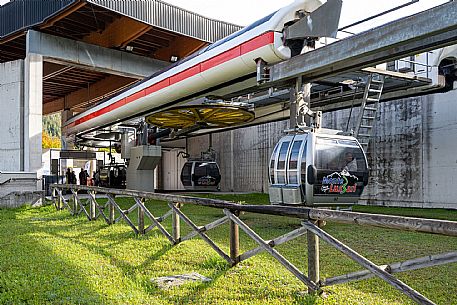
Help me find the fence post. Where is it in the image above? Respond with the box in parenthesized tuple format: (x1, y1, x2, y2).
(109, 195, 115, 225)
(73, 190, 78, 215)
(52, 187, 57, 209)
(172, 202, 181, 243)
(307, 219, 321, 293)
(59, 190, 63, 210)
(90, 191, 96, 220)
(138, 197, 145, 235)
(230, 210, 240, 266)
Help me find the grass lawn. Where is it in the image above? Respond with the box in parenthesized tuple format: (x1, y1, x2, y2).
(0, 193, 456, 305)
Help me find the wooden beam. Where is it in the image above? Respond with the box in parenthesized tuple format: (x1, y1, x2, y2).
(43, 74, 136, 115)
(83, 16, 152, 49)
(170, 203, 232, 263)
(224, 209, 319, 291)
(181, 216, 229, 242)
(41, 1, 87, 29)
(239, 226, 308, 262)
(153, 35, 208, 62)
(321, 252, 457, 287)
(50, 184, 457, 238)
(0, 32, 25, 45)
(107, 194, 139, 234)
(135, 198, 175, 243)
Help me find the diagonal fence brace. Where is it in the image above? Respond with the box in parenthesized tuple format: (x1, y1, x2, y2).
(321, 251, 457, 287)
(56, 189, 73, 213)
(107, 194, 139, 234)
(144, 208, 174, 234)
(170, 203, 233, 264)
(239, 226, 308, 262)
(223, 209, 319, 291)
(77, 198, 91, 220)
(89, 192, 110, 224)
(302, 221, 436, 305)
(134, 198, 175, 243)
(181, 216, 229, 242)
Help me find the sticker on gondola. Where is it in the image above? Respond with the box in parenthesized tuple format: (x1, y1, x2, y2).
(321, 170, 358, 194)
(198, 176, 217, 186)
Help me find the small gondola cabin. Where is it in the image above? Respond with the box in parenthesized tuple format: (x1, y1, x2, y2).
(181, 160, 221, 191)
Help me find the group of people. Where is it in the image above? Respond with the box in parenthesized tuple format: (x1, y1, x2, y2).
(65, 168, 95, 186)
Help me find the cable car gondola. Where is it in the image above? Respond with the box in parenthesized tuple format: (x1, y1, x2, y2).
(269, 130, 369, 206)
(98, 164, 127, 189)
(180, 159, 221, 191)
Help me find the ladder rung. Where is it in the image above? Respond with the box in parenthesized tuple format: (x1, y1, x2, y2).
(363, 116, 376, 120)
(369, 89, 383, 93)
(366, 98, 379, 102)
(360, 125, 373, 129)
(364, 106, 378, 111)
(370, 79, 384, 84)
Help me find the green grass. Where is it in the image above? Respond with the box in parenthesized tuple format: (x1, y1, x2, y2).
(0, 194, 456, 305)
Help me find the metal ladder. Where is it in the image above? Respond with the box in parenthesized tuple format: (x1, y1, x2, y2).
(354, 74, 385, 152)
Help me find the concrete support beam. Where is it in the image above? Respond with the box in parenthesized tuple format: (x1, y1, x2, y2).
(24, 53, 43, 174)
(26, 30, 168, 79)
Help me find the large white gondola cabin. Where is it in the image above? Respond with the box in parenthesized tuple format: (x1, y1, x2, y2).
(269, 130, 369, 206)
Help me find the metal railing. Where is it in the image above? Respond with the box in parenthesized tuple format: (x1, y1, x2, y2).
(51, 184, 457, 305)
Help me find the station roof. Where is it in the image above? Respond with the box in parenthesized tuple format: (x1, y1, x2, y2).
(0, 0, 241, 115)
(0, 0, 241, 63)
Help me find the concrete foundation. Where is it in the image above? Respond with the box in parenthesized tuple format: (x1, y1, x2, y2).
(0, 172, 42, 208)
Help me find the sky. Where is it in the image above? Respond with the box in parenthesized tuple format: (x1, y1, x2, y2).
(162, 0, 449, 35)
(0, 0, 449, 35)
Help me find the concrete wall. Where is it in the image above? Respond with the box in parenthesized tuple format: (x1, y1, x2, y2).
(185, 89, 457, 209)
(0, 60, 24, 171)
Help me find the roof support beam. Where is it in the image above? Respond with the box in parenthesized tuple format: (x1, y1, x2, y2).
(83, 16, 153, 49)
(268, 1, 457, 84)
(26, 30, 168, 79)
(43, 74, 136, 115)
(40, 1, 86, 29)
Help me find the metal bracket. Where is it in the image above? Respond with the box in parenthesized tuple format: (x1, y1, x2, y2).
(284, 0, 343, 40)
(256, 58, 270, 84)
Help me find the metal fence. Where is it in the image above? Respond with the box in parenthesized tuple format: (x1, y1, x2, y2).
(51, 184, 457, 305)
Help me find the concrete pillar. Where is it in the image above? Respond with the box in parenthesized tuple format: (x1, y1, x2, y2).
(24, 53, 43, 175)
(0, 60, 24, 171)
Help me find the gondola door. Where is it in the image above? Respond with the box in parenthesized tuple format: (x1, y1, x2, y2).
(269, 134, 308, 205)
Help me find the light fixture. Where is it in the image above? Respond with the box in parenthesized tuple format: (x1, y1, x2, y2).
(125, 45, 134, 52)
(170, 56, 179, 62)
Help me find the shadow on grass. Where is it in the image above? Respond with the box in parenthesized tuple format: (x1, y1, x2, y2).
(0, 208, 105, 304)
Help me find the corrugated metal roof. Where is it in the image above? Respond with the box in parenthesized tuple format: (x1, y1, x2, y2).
(0, 0, 242, 42)
(88, 0, 241, 42)
(0, 0, 76, 38)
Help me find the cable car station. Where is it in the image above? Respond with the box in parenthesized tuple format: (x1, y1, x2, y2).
(2, 0, 457, 207)
(1, 0, 457, 304)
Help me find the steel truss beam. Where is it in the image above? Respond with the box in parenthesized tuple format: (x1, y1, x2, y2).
(267, 2, 457, 85)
